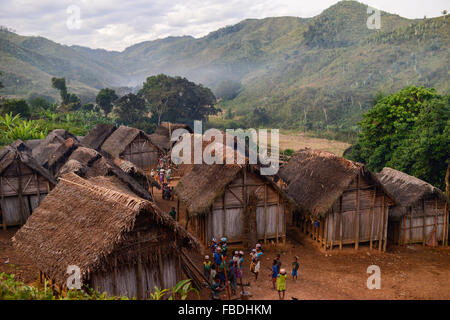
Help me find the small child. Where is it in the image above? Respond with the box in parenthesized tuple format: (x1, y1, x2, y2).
(277, 269, 287, 300)
(210, 275, 223, 300)
(270, 259, 279, 290)
(210, 264, 217, 282)
(292, 256, 299, 280)
(203, 255, 212, 280)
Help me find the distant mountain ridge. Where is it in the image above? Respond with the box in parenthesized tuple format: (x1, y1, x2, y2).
(0, 1, 448, 131)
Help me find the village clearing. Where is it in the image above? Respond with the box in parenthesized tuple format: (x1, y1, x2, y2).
(1, 226, 449, 300)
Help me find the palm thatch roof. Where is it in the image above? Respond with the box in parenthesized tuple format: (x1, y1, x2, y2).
(101, 125, 160, 158)
(376, 168, 447, 217)
(175, 139, 292, 216)
(31, 129, 79, 175)
(13, 172, 200, 286)
(150, 122, 193, 151)
(81, 123, 117, 151)
(113, 157, 160, 190)
(0, 140, 57, 185)
(56, 146, 153, 201)
(278, 149, 392, 218)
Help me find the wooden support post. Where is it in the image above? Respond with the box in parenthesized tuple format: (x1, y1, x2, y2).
(422, 199, 426, 246)
(177, 199, 180, 222)
(113, 253, 118, 296)
(16, 159, 25, 225)
(445, 202, 449, 247)
(402, 214, 406, 246)
(369, 188, 376, 250)
(264, 183, 267, 244)
(378, 195, 385, 251)
(324, 215, 328, 250)
(157, 247, 165, 294)
(1, 177, 6, 230)
(434, 198, 438, 245)
(136, 232, 143, 300)
(339, 196, 343, 250)
(276, 192, 280, 246)
(222, 191, 226, 238)
(383, 198, 388, 252)
(355, 175, 360, 250)
(409, 207, 413, 245)
(330, 210, 334, 251)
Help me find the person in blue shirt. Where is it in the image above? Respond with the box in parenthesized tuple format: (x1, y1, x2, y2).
(270, 259, 279, 289)
(214, 246, 222, 267)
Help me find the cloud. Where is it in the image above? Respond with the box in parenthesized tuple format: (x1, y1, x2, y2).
(0, 0, 447, 51)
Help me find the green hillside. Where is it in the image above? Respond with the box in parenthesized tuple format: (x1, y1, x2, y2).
(0, 1, 448, 136)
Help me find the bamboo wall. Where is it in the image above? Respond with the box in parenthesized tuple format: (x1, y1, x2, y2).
(395, 196, 448, 246)
(120, 133, 160, 172)
(0, 160, 52, 228)
(189, 170, 287, 245)
(298, 174, 393, 251)
(90, 254, 179, 299)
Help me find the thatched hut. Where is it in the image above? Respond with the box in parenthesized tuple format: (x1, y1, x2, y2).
(175, 142, 292, 246)
(56, 146, 153, 201)
(13, 172, 199, 299)
(31, 129, 79, 175)
(0, 140, 56, 228)
(101, 126, 162, 172)
(279, 150, 395, 251)
(80, 123, 117, 151)
(377, 168, 448, 247)
(150, 122, 193, 152)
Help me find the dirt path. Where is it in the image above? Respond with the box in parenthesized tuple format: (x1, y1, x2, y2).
(2, 185, 449, 300)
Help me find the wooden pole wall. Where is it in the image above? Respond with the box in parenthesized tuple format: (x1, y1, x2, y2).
(136, 232, 143, 299)
(1, 177, 6, 230)
(264, 183, 267, 244)
(383, 197, 389, 252)
(339, 196, 343, 250)
(369, 188, 376, 250)
(355, 175, 360, 250)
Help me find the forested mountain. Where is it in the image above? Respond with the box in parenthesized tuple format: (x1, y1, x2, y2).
(0, 1, 448, 132)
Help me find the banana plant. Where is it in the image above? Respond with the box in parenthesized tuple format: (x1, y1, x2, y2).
(0, 113, 21, 130)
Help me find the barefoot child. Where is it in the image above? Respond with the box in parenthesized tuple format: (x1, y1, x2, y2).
(270, 259, 279, 290)
(203, 255, 212, 279)
(292, 256, 299, 280)
(277, 269, 287, 300)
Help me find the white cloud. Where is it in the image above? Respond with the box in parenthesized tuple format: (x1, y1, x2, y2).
(0, 0, 447, 51)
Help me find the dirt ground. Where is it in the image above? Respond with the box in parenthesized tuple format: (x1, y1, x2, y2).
(2, 180, 449, 300)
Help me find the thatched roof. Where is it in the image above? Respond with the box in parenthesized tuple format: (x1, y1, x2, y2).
(13, 172, 199, 286)
(278, 149, 391, 218)
(175, 139, 292, 215)
(376, 167, 447, 209)
(113, 157, 160, 190)
(150, 122, 193, 151)
(101, 125, 159, 158)
(81, 123, 117, 151)
(0, 140, 57, 185)
(32, 129, 79, 175)
(56, 146, 153, 201)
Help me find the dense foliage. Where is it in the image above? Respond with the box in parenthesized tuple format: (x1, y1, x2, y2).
(138, 74, 218, 125)
(96, 88, 118, 116)
(349, 86, 450, 190)
(0, 272, 198, 300)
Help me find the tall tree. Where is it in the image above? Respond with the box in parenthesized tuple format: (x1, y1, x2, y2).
(138, 74, 218, 125)
(96, 88, 118, 116)
(113, 93, 146, 125)
(51, 77, 69, 105)
(350, 86, 450, 190)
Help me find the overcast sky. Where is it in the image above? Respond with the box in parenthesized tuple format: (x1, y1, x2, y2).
(0, 0, 447, 51)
